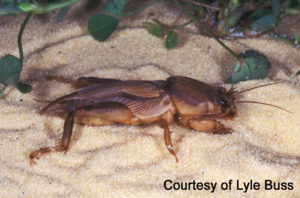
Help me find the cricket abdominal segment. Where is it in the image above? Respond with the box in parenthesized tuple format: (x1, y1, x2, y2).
(29, 76, 288, 164)
(74, 103, 140, 125)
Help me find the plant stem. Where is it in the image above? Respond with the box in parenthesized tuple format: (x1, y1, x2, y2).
(173, 19, 193, 30)
(182, 0, 219, 10)
(18, 12, 32, 64)
(123, 0, 164, 18)
(38, 0, 80, 12)
(173, 0, 240, 61)
(19, 0, 81, 14)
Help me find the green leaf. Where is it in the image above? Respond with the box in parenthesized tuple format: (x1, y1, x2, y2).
(88, 14, 119, 41)
(250, 9, 272, 21)
(57, 5, 71, 22)
(165, 30, 178, 49)
(250, 0, 280, 33)
(250, 14, 277, 32)
(0, 54, 22, 85)
(272, 0, 280, 19)
(143, 22, 164, 37)
(227, 50, 271, 83)
(103, 0, 126, 16)
(0, 54, 32, 96)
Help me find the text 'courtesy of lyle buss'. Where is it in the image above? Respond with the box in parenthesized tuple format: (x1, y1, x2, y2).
(163, 179, 294, 193)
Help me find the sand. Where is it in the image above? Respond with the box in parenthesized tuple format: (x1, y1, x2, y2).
(0, 1, 299, 197)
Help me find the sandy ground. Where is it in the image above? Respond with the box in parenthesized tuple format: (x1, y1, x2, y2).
(0, 1, 299, 197)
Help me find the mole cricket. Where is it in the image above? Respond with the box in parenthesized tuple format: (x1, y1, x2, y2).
(29, 76, 291, 164)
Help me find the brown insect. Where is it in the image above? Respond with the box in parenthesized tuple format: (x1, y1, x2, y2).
(29, 76, 291, 164)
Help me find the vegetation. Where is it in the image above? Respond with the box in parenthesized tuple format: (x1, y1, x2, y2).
(0, 0, 299, 97)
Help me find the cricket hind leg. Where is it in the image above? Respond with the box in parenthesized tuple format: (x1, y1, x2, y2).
(29, 110, 75, 165)
(30, 103, 141, 165)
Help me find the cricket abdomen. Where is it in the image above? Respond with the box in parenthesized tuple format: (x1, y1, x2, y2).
(74, 102, 141, 126)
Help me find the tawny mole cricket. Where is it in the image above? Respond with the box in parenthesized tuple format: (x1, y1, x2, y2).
(29, 76, 291, 164)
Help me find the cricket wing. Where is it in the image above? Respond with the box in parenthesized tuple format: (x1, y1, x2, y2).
(40, 79, 168, 118)
(102, 93, 173, 119)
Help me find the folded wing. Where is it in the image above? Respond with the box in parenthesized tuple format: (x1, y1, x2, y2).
(40, 79, 172, 120)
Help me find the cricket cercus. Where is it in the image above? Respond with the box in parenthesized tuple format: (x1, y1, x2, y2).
(29, 76, 291, 164)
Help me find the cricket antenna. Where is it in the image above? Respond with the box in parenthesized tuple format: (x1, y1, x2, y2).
(236, 100, 293, 114)
(234, 81, 282, 96)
